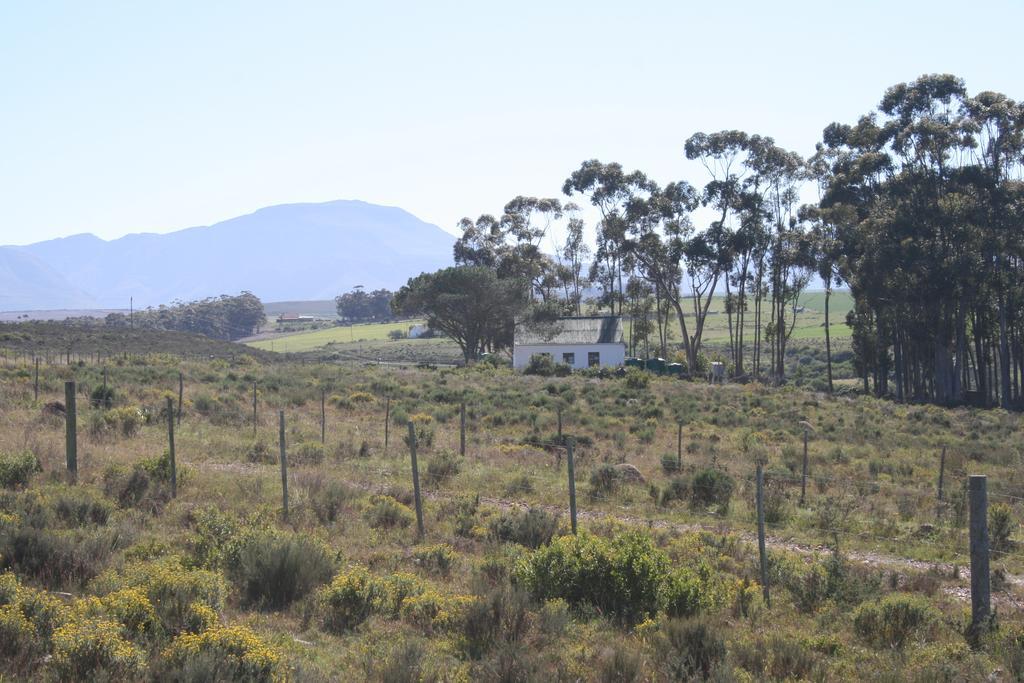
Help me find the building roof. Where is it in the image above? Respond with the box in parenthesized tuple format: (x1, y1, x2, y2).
(515, 316, 625, 346)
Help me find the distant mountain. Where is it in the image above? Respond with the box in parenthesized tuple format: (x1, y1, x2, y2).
(0, 248, 99, 311)
(1, 200, 454, 311)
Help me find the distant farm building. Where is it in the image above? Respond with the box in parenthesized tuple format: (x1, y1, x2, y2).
(276, 314, 315, 324)
(513, 316, 626, 370)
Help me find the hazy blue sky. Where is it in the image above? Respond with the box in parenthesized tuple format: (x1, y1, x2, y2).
(2, 1, 1022, 246)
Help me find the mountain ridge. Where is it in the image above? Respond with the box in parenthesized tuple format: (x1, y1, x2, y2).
(1, 200, 455, 311)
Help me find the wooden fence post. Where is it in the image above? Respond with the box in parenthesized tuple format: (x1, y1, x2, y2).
(936, 446, 947, 522)
(384, 397, 391, 455)
(676, 420, 683, 470)
(279, 411, 289, 522)
(65, 381, 77, 482)
(33, 358, 39, 402)
(567, 440, 578, 535)
(408, 422, 424, 538)
(166, 397, 177, 498)
(969, 474, 990, 635)
(756, 461, 770, 608)
(177, 372, 184, 426)
(321, 389, 326, 445)
(800, 427, 809, 506)
(252, 382, 258, 437)
(459, 401, 466, 457)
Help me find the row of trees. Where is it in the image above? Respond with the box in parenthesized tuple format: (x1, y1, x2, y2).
(396, 74, 1024, 409)
(105, 292, 266, 341)
(334, 287, 394, 323)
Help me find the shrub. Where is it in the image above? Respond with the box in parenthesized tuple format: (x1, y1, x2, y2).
(525, 354, 556, 376)
(852, 593, 937, 649)
(660, 453, 680, 474)
(489, 508, 559, 549)
(102, 406, 144, 438)
(424, 449, 461, 487)
(538, 598, 570, 636)
(661, 568, 715, 619)
(90, 385, 116, 409)
(457, 586, 531, 659)
(290, 442, 325, 466)
(516, 531, 668, 625)
(0, 603, 40, 663)
(990, 502, 1015, 554)
(364, 495, 414, 530)
(691, 469, 735, 512)
(412, 544, 457, 577)
(51, 617, 145, 681)
(157, 625, 285, 682)
(624, 367, 650, 390)
(226, 531, 335, 609)
(246, 440, 275, 464)
(403, 415, 436, 450)
(651, 617, 727, 681)
(589, 465, 621, 498)
(659, 477, 689, 507)
(1, 525, 126, 588)
(597, 643, 642, 683)
(94, 557, 226, 635)
(0, 451, 40, 489)
(309, 479, 357, 524)
(317, 567, 386, 633)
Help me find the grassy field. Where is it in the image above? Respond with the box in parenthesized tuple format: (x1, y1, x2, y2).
(657, 289, 854, 345)
(0, 331, 1021, 680)
(246, 319, 425, 353)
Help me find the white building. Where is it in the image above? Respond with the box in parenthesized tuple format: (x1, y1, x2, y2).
(512, 316, 626, 370)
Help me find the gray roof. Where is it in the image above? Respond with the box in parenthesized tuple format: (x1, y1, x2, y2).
(515, 316, 625, 346)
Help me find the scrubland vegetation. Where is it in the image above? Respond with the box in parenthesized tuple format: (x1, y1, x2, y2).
(0, 340, 1023, 681)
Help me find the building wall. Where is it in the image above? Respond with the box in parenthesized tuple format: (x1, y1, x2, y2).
(512, 343, 626, 370)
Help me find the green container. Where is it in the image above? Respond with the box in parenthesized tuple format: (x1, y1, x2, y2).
(667, 363, 684, 377)
(645, 357, 666, 374)
(625, 357, 645, 370)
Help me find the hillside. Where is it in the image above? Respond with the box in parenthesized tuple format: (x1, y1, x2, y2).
(0, 249, 99, 311)
(0, 200, 454, 311)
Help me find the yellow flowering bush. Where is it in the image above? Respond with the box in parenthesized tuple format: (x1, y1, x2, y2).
(51, 617, 145, 681)
(160, 625, 285, 682)
(399, 590, 474, 633)
(0, 603, 38, 657)
(93, 556, 225, 635)
(183, 600, 218, 634)
(317, 566, 385, 633)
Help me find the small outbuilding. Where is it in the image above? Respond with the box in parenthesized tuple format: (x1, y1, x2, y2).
(513, 316, 626, 370)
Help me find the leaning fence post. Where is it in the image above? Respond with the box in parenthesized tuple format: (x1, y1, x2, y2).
(757, 461, 770, 608)
(969, 474, 990, 635)
(166, 397, 177, 498)
(408, 422, 425, 538)
(566, 439, 578, 535)
(65, 381, 77, 482)
(459, 401, 466, 457)
(279, 411, 289, 522)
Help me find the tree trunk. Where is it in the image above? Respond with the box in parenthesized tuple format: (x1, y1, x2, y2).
(824, 286, 833, 395)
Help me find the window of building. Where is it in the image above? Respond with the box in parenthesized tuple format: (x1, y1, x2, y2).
(588, 351, 600, 367)
(562, 352, 575, 365)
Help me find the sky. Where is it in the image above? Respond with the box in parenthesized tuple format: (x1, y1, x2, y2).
(2, 0, 1023, 246)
